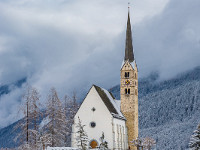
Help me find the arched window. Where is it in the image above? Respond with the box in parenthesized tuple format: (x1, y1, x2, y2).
(125, 89, 127, 94)
(90, 140, 98, 149)
(125, 88, 130, 94)
(128, 89, 130, 94)
(125, 72, 129, 78)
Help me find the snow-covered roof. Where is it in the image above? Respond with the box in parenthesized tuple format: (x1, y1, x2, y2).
(114, 100, 121, 110)
(121, 59, 136, 70)
(93, 85, 126, 120)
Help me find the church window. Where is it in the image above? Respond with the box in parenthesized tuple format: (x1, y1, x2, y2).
(125, 72, 129, 78)
(125, 89, 130, 95)
(90, 122, 96, 128)
(91, 107, 96, 112)
(90, 140, 98, 149)
(135, 73, 137, 78)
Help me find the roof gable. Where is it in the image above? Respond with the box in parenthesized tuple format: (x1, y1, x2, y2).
(93, 85, 125, 120)
(94, 85, 118, 114)
(74, 85, 112, 119)
(75, 85, 125, 121)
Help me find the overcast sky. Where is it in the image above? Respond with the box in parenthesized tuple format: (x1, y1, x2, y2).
(0, 0, 200, 128)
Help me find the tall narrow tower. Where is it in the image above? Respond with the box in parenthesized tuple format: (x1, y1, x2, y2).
(120, 11, 138, 150)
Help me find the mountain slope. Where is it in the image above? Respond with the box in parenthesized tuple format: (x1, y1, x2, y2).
(110, 67, 200, 149)
(1, 68, 200, 149)
(0, 121, 20, 148)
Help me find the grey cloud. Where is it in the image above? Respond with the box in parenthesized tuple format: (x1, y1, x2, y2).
(0, 0, 199, 128)
(134, 0, 200, 80)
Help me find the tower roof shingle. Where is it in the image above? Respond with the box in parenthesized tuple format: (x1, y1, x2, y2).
(124, 12, 134, 62)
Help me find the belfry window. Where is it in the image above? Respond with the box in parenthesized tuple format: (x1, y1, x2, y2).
(125, 72, 129, 78)
(125, 88, 130, 95)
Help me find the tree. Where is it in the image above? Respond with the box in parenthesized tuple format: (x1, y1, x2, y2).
(189, 123, 200, 150)
(131, 137, 156, 150)
(17, 143, 32, 150)
(45, 87, 67, 147)
(99, 132, 108, 150)
(16, 86, 41, 149)
(38, 133, 52, 150)
(63, 92, 79, 146)
(142, 137, 156, 150)
(131, 137, 143, 150)
(76, 117, 88, 150)
(28, 87, 41, 149)
(66, 92, 80, 125)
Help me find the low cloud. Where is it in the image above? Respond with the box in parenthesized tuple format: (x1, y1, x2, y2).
(0, 0, 200, 128)
(134, 0, 200, 80)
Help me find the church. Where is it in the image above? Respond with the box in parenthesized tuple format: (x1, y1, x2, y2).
(71, 11, 138, 150)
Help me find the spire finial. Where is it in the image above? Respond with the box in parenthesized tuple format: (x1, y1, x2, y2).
(128, 2, 130, 11)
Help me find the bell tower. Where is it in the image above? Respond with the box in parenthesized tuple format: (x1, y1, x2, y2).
(120, 11, 138, 150)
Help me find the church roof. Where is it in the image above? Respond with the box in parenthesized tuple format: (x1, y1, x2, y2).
(94, 85, 125, 120)
(124, 11, 134, 63)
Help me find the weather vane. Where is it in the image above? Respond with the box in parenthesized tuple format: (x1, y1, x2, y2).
(128, 2, 130, 11)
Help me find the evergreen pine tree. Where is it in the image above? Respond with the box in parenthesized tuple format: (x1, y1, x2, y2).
(189, 123, 200, 150)
(99, 132, 108, 150)
(76, 117, 88, 150)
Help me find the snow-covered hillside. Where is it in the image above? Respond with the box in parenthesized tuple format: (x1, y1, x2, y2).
(110, 67, 200, 150)
(1, 67, 200, 149)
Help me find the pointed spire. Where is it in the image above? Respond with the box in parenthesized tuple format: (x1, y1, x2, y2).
(124, 11, 134, 62)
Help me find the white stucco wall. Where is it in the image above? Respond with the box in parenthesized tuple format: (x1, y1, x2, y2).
(113, 118, 128, 150)
(71, 86, 114, 149)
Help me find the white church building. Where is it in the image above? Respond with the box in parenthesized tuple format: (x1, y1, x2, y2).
(71, 11, 139, 150)
(71, 85, 128, 149)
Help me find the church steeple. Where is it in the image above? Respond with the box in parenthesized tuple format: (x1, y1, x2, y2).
(124, 11, 134, 62)
(121, 8, 138, 150)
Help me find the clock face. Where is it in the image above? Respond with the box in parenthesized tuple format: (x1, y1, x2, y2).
(125, 79, 130, 85)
